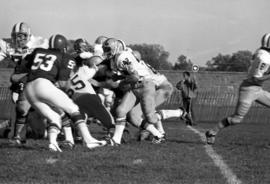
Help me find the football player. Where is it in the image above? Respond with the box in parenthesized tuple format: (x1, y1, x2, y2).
(101, 38, 175, 145)
(66, 39, 115, 135)
(205, 33, 270, 144)
(24, 34, 106, 152)
(0, 22, 48, 144)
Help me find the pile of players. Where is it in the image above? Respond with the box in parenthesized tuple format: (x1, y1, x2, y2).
(1, 22, 192, 152)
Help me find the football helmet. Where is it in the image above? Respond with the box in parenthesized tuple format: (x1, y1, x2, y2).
(95, 35, 108, 45)
(132, 50, 142, 61)
(74, 38, 93, 53)
(11, 22, 31, 48)
(102, 38, 126, 59)
(261, 33, 270, 49)
(49, 34, 67, 52)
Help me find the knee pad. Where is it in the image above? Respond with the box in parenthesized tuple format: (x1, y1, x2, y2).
(115, 106, 128, 118)
(48, 122, 61, 132)
(70, 112, 87, 126)
(16, 104, 29, 117)
(61, 114, 72, 128)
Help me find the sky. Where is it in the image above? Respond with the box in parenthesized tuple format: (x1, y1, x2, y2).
(1, 0, 270, 66)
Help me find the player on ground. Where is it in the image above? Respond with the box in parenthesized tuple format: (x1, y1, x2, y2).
(205, 33, 270, 144)
(24, 34, 106, 152)
(0, 22, 48, 144)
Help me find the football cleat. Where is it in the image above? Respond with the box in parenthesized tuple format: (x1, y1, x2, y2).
(205, 130, 216, 145)
(60, 140, 75, 150)
(9, 137, 26, 146)
(84, 140, 107, 149)
(151, 136, 166, 144)
(49, 142, 63, 152)
(106, 138, 120, 147)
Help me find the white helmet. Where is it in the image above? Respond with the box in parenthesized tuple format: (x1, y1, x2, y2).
(261, 33, 270, 49)
(95, 35, 108, 45)
(11, 22, 31, 48)
(102, 38, 126, 59)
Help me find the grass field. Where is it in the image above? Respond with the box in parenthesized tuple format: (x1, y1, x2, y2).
(0, 119, 270, 184)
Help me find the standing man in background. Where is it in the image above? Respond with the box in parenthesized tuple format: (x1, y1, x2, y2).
(176, 71, 198, 126)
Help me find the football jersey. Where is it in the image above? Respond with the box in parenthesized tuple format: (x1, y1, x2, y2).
(243, 49, 270, 86)
(67, 65, 97, 98)
(111, 50, 167, 86)
(26, 48, 76, 83)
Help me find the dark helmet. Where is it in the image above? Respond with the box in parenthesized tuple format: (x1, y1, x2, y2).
(49, 34, 67, 52)
(74, 38, 92, 53)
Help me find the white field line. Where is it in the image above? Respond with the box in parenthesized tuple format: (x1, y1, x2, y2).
(187, 126, 242, 184)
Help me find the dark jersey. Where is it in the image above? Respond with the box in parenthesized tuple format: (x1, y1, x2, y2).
(26, 48, 76, 83)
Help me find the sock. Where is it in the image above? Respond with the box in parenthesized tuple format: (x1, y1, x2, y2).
(48, 127, 60, 144)
(158, 109, 183, 120)
(63, 126, 74, 144)
(76, 123, 96, 143)
(155, 119, 165, 135)
(145, 124, 163, 138)
(112, 124, 126, 144)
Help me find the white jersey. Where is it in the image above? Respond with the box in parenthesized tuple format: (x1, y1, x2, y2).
(67, 65, 97, 99)
(111, 50, 167, 86)
(247, 49, 270, 79)
(0, 35, 48, 63)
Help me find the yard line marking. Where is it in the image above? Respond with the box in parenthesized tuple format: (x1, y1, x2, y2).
(187, 126, 242, 184)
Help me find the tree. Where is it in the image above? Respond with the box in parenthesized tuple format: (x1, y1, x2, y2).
(206, 53, 231, 71)
(173, 54, 193, 71)
(128, 43, 172, 70)
(205, 50, 252, 72)
(229, 50, 252, 72)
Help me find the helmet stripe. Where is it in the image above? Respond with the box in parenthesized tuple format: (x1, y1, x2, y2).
(15, 23, 21, 33)
(262, 33, 270, 48)
(50, 35, 56, 48)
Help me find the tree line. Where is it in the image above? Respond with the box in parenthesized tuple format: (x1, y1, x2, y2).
(128, 44, 253, 72)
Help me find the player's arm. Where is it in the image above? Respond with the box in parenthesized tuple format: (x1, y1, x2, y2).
(253, 74, 270, 82)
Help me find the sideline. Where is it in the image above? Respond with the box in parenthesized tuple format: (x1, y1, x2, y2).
(187, 126, 242, 184)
